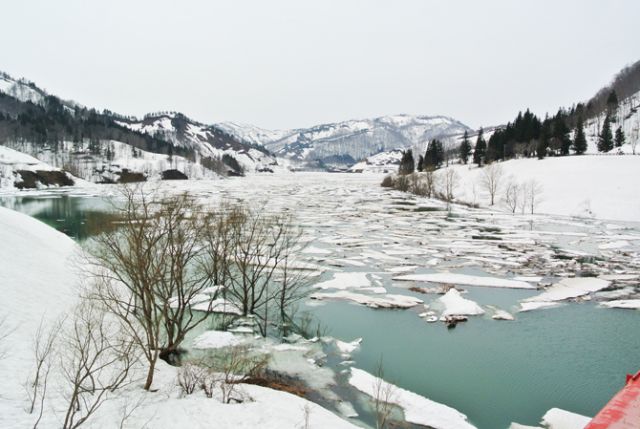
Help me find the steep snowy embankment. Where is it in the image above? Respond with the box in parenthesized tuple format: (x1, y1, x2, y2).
(0, 207, 359, 428)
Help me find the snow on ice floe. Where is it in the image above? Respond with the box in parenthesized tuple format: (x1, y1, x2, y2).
(394, 272, 535, 289)
(313, 272, 372, 290)
(311, 290, 422, 308)
(600, 299, 640, 310)
(541, 408, 591, 429)
(522, 277, 611, 306)
(192, 330, 243, 349)
(436, 289, 485, 317)
(490, 308, 516, 321)
(598, 240, 630, 250)
(520, 301, 565, 312)
(349, 368, 477, 429)
(334, 338, 362, 356)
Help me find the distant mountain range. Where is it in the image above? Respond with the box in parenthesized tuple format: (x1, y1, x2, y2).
(218, 115, 472, 168)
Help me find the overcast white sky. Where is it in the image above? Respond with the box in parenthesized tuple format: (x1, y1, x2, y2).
(2, 0, 639, 129)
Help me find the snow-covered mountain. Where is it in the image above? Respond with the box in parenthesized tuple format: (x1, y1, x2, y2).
(115, 113, 277, 172)
(218, 114, 472, 168)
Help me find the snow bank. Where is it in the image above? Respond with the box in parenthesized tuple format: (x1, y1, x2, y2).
(394, 272, 535, 289)
(0, 207, 79, 427)
(349, 368, 476, 429)
(436, 289, 485, 316)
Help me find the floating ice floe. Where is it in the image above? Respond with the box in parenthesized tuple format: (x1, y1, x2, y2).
(394, 272, 535, 289)
(600, 299, 640, 310)
(192, 330, 243, 349)
(541, 408, 591, 429)
(349, 368, 477, 429)
(314, 272, 371, 290)
(492, 309, 515, 321)
(310, 291, 423, 308)
(522, 277, 611, 308)
(598, 240, 630, 250)
(508, 424, 541, 429)
(436, 289, 485, 317)
(520, 301, 565, 312)
(334, 338, 362, 356)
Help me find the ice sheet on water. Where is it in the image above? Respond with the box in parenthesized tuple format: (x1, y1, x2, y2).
(394, 272, 535, 289)
(349, 368, 477, 429)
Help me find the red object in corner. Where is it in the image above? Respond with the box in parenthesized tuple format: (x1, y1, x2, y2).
(585, 370, 640, 429)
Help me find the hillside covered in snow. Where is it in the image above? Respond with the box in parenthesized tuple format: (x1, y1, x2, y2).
(0, 71, 278, 188)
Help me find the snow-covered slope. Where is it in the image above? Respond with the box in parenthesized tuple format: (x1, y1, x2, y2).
(0, 207, 361, 429)
(443, 156, 640, 221)
(218, 114, 472, 167)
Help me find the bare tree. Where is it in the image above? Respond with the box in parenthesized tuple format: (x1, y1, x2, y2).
(27, 316, 64, 429)
(631, 117, 639, 155)
(372, 359, 396, 429)
(60, 301, 138, 429)
(85, 186, 222, 389)
(481, 163, 504, 206)
(524, 179, 544, 214)
(503, 179, 520, 214)
(224, 207, 308, 336)
(439, 167, 459, 204)
(423, 168, 438, 198)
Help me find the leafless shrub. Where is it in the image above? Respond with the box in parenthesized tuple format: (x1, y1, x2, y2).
(211, 346, 270, 404)
(380, 175, 394, 188)
(60, 301, 139, 429)
(394, 175, 410, 192)
(27, 316, 64, 428)
(178, 363, 206, 396)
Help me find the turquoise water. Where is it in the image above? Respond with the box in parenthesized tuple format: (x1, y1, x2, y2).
(3, 190, 640, 429)
(310, 298, 640, 428)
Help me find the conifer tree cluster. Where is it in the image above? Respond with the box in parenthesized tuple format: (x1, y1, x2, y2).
(423, 139, 444, 170)
(459, 130, 472, 164)
(398, 149, 415, 175)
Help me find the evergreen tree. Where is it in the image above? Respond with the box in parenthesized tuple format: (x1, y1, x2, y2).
(572, 117, 587, 155)
(598, 115, 614, 152)
(424, 139, 444, 169)
(459, 130, 471, 164)
(417, 154, 424, 172)
(615, 126, 626, 148)
(607, 90, 619, 113)
(473, 128, 486, 166)
(398, 149, 415, 175)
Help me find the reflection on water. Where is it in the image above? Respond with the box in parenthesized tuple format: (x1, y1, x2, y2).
(0, 195, 114, 240)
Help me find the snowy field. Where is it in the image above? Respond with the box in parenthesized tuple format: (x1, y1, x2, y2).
(448, 156, 640, 222)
